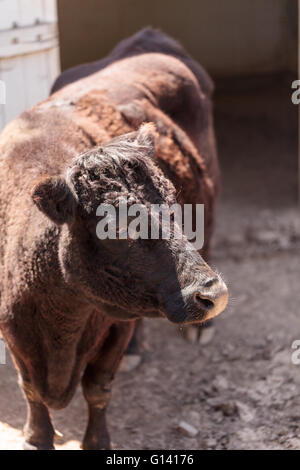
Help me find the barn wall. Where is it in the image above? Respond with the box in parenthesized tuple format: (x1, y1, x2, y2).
(57, 0, 298, 77)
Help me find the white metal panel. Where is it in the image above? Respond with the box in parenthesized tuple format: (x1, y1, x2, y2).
(48, 45, 60, 85)
(0, 0, 60, 130)
(0, 56, 27, 123)
(0, 46, 60, 126)
(22, 51, 50, 108)
(0, 108, 4, 130)
(43, 0, 58, 23)
(17, 0, 44, 27)
(0, 75, 5, 129)
(0, 0, 19, 31)
(0, 23, 59, 58)
(0, 61, 4, 129)
(0, 0, 57, 30)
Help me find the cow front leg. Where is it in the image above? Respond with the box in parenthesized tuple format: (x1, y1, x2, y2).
(81, 321, 135, 450)
(21, 381, 55, 450)
(81, 322, 134, 450)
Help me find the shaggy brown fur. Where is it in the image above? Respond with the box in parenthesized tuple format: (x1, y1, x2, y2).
(0, 28, 226, 450)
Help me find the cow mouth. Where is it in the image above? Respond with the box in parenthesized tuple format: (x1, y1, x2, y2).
(158, 295, 209, 325)
(178, 314, 208, 326)
(163, 309, 207, 325)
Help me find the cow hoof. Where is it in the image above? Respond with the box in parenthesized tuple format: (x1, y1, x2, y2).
(181, 322, 215, 345)
(198, 323, 215, 345)
(23, 441, 55, 450)
(82, 445, 112, 450)
(181, 325, 199, 344)
(81, 440, 112, 450)
(54, 429, 64, 442)
(119, 353, 142, 372)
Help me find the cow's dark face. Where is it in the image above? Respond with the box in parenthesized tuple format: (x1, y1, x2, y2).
(31, 124, 228, 324)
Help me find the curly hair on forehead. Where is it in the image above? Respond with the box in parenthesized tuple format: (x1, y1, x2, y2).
(66, 126, 176, 216)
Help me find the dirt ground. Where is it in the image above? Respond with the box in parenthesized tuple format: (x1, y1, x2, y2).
(0, 75, 299, 450)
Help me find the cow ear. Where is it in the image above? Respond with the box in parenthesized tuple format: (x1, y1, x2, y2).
(136, 122, 157, 158)
(31, 176, 76, 224)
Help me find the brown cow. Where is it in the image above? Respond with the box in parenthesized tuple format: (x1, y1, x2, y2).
(0, 28, 228, 449)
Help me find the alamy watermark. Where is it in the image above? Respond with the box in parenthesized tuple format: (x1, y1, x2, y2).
(0, 80, 5, 105)
(0, 339, 6, 365)
(291, 80, 300, 104)
(291, 340, 300, 365)
(95, 200, 204, 250)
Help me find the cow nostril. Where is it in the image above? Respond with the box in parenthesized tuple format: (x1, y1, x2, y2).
(203, 278, 218, 288)
(193, 292, 214, 310)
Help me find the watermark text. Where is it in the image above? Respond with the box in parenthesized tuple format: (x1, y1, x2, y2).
(96, 201, 204, 250)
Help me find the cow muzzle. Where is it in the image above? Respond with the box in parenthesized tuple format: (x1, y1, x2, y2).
(162, 276, 228, 324)
(189, 276, 228, 322)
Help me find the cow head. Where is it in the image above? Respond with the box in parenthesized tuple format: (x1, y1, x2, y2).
(31, 123, 228, 324)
